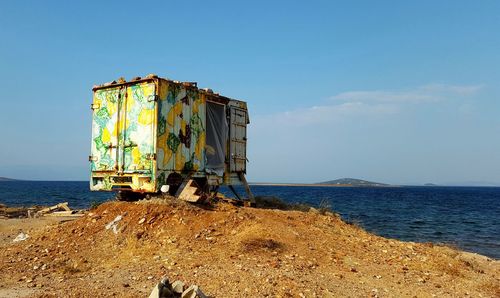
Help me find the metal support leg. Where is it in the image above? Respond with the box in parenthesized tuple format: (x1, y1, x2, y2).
(228, 185, 242, 201)
(238, 172, 255, 206)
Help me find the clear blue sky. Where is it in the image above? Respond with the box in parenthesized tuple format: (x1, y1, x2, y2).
(1, 1, 499, 185)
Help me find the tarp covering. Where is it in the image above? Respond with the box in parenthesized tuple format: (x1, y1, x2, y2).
(206, 102, 228, 174)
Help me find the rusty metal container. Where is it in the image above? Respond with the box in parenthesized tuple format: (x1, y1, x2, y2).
(89, 75, 249, 195)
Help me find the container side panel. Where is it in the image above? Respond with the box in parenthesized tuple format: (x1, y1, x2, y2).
(91, 87, 122, 172)
(156, 81, 206, 184)
(156, 81, 175, 175)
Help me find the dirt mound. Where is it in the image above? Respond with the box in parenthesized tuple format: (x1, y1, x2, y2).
(0, 200, 498, 297)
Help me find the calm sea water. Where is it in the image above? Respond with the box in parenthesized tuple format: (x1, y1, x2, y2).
(1, 181, 499, 259)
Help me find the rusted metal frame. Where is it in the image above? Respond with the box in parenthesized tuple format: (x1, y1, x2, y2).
(115, 87, 124, 173)
(238, 172, 254, 204)
(95, 77, 241, 106)
(227, 185, 243, 201)
(206, 94, 229, 105)
(151, 79, 159, 191)
(121, 86, 129, 174)
(92, 77, 157, 91)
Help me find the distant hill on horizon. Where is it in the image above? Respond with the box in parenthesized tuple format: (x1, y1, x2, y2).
(317, 178, 390, 187)
(0, 177, 20, 181)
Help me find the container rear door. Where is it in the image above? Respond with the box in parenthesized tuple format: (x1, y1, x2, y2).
(120, 82, 156, 173)
(229, 106, 248, 172)
(91, 87, 123, 171)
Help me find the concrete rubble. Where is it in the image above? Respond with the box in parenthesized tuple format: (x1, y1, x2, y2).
(12, 232, 29, 242)
(105, 214, 124, 234)
(0, 202, 84, 219)
(149, 277, 207, 298)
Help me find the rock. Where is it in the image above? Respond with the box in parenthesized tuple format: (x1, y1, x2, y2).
(182, 285, 207, 298)
(148, 283, 162, 298)
(139, 218, 146, 224)
(172, 280, 184, 294)
(13, 232, 29, 242)
(136, 230, 145, 239)
(105, 215, 124, 234)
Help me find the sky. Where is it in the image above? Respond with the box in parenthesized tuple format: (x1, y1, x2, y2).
(0, 1, 499, 185)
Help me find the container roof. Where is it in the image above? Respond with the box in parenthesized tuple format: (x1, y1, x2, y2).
(92, 74, 245, 105)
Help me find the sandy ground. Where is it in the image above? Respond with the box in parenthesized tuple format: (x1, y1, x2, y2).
(0, 200, 498, 297)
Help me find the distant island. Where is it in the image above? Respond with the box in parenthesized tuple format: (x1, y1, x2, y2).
(0, 177, 19, 181)
(423, 183, 438, 186)
(251, 178, 391, 187)
(316, 178, 389, 187)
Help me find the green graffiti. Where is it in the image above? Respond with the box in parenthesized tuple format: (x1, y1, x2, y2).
(190, 113, 204, 139)
(94, 136, 105, 152)
(96, 106, 110, 119)
(167, 133, 180, 153)
(157, 172, 166, 185)
(182, 153, 196, 173)
(167, 86, 178, 104)
(158, 115, 166, 135)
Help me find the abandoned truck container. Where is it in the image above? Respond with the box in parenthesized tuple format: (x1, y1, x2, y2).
(89, 75, 252, 201)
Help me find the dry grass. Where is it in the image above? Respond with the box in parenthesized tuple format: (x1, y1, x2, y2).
(241, 238, 284, 253)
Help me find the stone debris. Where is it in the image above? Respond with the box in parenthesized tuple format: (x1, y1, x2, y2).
(105, 214, 123, 234)
(149, 276, 207, 298)
(13, 232, 29, 242)
(171, 280, 184, 294)
(1, 202, 83, 219)
(182, 285, 207, 298)
(37, 202, 71, 215)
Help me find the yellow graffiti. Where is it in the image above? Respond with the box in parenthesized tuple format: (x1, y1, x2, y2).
(193, 98, 199, 114)
(138, 109, 154, 126)
(94, 98, 102, 109)
(195, 132, 205, 159)
(173, 101, 183, 115)
(102, 128, 111, 143)
(132, 147, 141, 165)
(193, 94, 205, 114)
(113, 119, 130, 136)
(106, 100, 117, 116)
(167, 108, 175, 126)
(157, 134, 172, 167)
(175, 147, 185, 170)
(159, 82, 168, 100)
(141, 83, 154, 98)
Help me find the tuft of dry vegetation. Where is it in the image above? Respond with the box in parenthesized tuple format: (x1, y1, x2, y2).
(241, 238, 284, 253)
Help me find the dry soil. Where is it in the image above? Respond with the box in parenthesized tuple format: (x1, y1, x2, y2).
(0, 200, 498, 297)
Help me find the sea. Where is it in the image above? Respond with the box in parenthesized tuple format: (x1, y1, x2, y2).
(0, 181, 499, 260)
